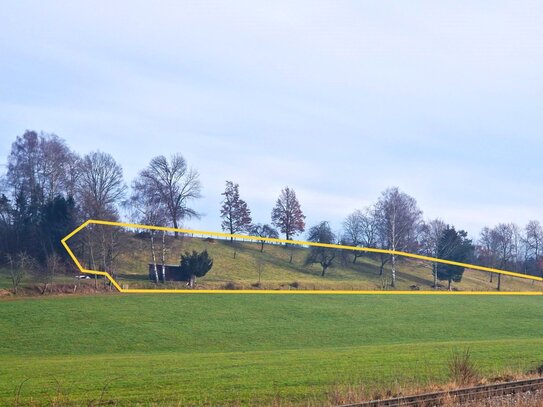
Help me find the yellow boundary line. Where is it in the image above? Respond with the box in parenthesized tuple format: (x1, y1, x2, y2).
(61, 219, 543, 295)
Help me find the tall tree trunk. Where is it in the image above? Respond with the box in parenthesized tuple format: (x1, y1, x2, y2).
(391, 253, 396, 288)
(391, 213, 396, 288)
(448, 279, 452, 290)
(161, 230, 167, 283)
(88, 233, 96, 271)
(379, 257, 385, 276)
(100, 227, 107, 273)
(321, 265, 327, 276)
(433, 263, 437, 288)
(150, 232, 159, 284)
(260, 241, 264, 252)
(497, 273, 502, 291)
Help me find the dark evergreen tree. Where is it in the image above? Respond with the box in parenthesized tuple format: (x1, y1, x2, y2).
(39, 195, 77, 260)
(0, 194, 14, 257)
(436, 226, 474, 290)
(180, 250, 213, 288)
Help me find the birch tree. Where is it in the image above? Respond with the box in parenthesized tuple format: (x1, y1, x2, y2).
(374, 187, 422, 288)
(136, 154, 201, 237)
(127, 179, 168, 284)
(7, 131, 76, 212)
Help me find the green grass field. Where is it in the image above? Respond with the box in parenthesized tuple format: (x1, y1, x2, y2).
(1, 294, 543, 405)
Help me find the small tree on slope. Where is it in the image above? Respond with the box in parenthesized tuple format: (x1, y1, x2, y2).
(181, 250, 213, 288)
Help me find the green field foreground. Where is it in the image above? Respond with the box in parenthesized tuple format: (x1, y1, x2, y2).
(1, 294, 543, 406)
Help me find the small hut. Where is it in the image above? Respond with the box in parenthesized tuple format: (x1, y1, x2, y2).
(148, 264, 191, 282)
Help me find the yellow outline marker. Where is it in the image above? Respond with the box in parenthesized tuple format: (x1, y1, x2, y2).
(61, 220, 543, 295)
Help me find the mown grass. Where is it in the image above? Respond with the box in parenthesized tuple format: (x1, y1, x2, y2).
(1, 294, 543, 405)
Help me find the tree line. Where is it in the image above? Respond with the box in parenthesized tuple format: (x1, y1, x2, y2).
(0, 130, 541, 291)
(0, 131, 203, 290)
(218, 182, 542, 291)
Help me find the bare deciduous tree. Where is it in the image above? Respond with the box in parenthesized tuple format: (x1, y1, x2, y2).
(419, 218, 447, 288)
(221, 181, 252, 240)
(479, 223, 518, 290)
(525, 220, 543, 277)
(374, 187, 422, 288)
(478, 226, 499, 272)
(77, 151, 126, 279)
(342, 208, 378, 263)
(342, 210, 364, 263)
(42, 252, 61, 294)
(6, 252, 35, 294)
(38, 134, 79, 201)
(271, 186, 305, 241)
(255, 257, 265, 285)
(493, 223, 518, 291)
(127, 180, 169, 284)
(7, 131, 78, 217)
(250, 224, 279, 252)
(136, 154, 201, 237)
(77, 151, 126, 220)
(305, 221, 337, 276)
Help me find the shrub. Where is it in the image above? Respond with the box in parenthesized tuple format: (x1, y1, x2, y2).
(448, 348, 480, 386)
(180, 250, 213, 288)
(223, 281, 241, 290)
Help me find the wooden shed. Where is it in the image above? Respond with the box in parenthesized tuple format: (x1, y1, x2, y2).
(148, 264, 191, 282)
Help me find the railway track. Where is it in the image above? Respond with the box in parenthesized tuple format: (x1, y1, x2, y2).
(339, 377, 543, 407)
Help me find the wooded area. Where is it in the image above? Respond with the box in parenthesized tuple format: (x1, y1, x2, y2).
(0, 131, 541, 293)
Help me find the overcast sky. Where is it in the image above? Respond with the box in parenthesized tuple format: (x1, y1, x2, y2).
(1, 1, 543, 237)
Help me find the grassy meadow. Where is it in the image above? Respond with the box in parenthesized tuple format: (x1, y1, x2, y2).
(1, 294, 543, 405)
(104, 233, 543, 292)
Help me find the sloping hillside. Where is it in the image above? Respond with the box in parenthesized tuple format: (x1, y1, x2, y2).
(114, 234, 542, 292)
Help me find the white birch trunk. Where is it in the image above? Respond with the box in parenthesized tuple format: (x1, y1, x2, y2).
(391, 210, 396, 288)
(161, 230, 166, 283)
(150, 231, 159, 284)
